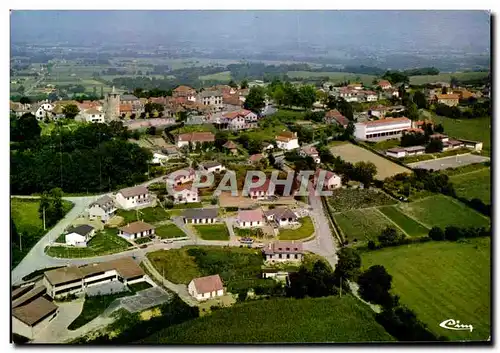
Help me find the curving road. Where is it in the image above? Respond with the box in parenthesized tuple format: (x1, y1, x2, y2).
(12, 178, 340, 285)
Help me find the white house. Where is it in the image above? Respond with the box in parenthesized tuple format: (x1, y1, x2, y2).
(188, 274, 225, 301)
(314, 169, 342, 190)
(115, 186, 152, 210)
(363, 91, 379, 102)
(199, 161, 226, 174)
(171, 184, 199, 204)
(87, 195, 117, 223)
(182, 208, 218, 224)
(386, 147, 407, 159)
(166, 167, 196, 186)
(237, 209, 264, 228)
(79, 108, 105, 123)
(221, 109, 259, 130)
(151, 152, 169, 166)
(263, 241, 303, 263)
(43, 257, 146, 299)
(248, 179, 275, 200)
(299, 146, 320, 164)
(197, 90, 224, 110)
(118, 221, 155, 240)
(354, 117, 412, 141)
(276, 131, 299, 150)
(33, 102, 54, 121)
(264, 208, 298, 227)
(64, 224, 95, 247)
(175, 132, 215, 148)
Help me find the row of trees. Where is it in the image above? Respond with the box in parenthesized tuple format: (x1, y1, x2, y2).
(266, 80, 317, 110)
(319, 149, 378, 187)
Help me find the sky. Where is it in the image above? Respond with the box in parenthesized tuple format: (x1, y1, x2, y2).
(10, 10, 491, 53)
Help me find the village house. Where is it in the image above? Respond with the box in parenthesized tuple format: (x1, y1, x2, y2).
(10, 101, 31, 117)
(237, 209, 264, 228)
(64, 224, 96, 247)
(12, 285, 58, 340)
(362, 90, 379, 102)
(276, 131, 299, 150)
(299, 146, 321, 164)
(172, 85, 197, 101)
(338, 87, 360, 102)
(199, 161, 226, 174)
(220, 109, 259, 130)
(87, 195, 117, 223)
(249, 153, 264, 164)
(43, 257, 146, 299)
(115, 186, 152, 210)
(354, 117, 412, 141)
(347, 83, 363, 90)
(430, 133, 450, 143)
(182, 208, 218, 224)
(264, 207, 298, 227)
(188, 274, 224, 301)
(118, 221, 155, 240)
(263, 241, 304, 263)
(435, 93, 460, 107)
(151, 152, 169, 165)
(377, 80, 392, 90)
(313, 169, 342, 190)
(324, 109, 349, 128)
(442, 139, 465, 151)
(405, 145, 426, 156)
(32, 102, 55, 121)
(77, 108, 105, 123)
(197, 90, 224, 111)
(171, 183, 199, 204)
(248, 179, 275, 200)
(175, 131, 215, 148)
(120, 94, 142, 112)
(223, 140, 239, 155)
(166, 167, 196, 186)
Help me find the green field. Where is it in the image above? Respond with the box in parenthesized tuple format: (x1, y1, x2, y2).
(450, 168, 491, 205)
(362, 237, 490, 341)
(334, 208, 396, 243)
(397, 195, 490, 229)
(155, 223, 186, 239)
(199, 71, 232, 81)
(327, 189, 397, 212)
(378, 206, 430, 237)
(287, 71, 376, 85)
(45, 228, 132, 258)
(430, 115, 491, 155)
(147, 246, 271, 293)
(116, 206, 170, 224)
(409, 71, 489, 85)
(278, 216, 314, 240)
(11, 198, 74, 267)
(143, 295, 394, 343)
(193, 224, 229, 240)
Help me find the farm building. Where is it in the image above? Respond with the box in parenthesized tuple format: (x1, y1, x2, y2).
(188, 274, 225, 301)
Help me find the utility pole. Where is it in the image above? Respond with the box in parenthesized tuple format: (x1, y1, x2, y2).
(340, 277, 342, 298)
(19, 232, 22, 252)
(43, 207, 46, 231)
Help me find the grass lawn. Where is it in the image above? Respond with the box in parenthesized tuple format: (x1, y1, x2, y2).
(378, 206, 430, 237)
(362, 237, 490, 341)
(450, 168, 491, 204)
(128, 281, 153, 293)
(409, 71, 489, 85)
(116, 206, 170, 224)
(278, 216, 314, 240)
(155, 223, 186, 239)
(147, 246, 268, 293)
(193, 224, 229, 240)
(430, 115, 491, 155)
(68, 292, 133, 330)
(11, 198, 74, 268)
(334, 208, 397, 243)
(397, 195, 490, 229)
(142, 295, 394, 343)
(45, 228, 132, 258)
(327, 188, 397, 212)
(172, 202, 204, 209)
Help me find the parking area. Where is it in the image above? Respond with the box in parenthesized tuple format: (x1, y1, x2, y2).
(407, 154, 490, 171)
(119, 287, 173, 313)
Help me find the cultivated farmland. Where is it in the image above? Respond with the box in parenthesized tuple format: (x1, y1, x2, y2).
(142, 295, 395, 343)
(408, 71, 489, 85)
(362, 237, 490, 341)
(327, 188, 397, 212)
(378, 206, 430, 237)
(450, 168, 491, 205)
(287, 71, 377, 85)
(329, 143, 411, 180)
(396, 195, 490, 229)
(334, 208, 396, 243)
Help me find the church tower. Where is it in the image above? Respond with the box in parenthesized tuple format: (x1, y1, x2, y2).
(105, 86, 120, 121)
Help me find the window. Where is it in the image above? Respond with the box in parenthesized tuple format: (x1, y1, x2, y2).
(295, 254, 298, 259)
(286, 254, 290, 259)
(278, 254, 282, 259)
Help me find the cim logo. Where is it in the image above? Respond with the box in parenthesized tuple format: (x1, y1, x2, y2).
(439, 319, 474, 332)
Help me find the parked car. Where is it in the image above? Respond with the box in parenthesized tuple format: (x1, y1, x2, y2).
(162, 239, 174, 244)
(253, 243, 265, 248)
(239, 237, 254, 244)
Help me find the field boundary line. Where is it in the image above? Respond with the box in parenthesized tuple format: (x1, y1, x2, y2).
(448, 167, 491, 179)
(373, 208, 410, 238)
(393, 202, 434, 230)
(447, 196, 491, 222)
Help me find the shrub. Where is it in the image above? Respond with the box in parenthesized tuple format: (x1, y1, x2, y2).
(428, 227, 445, 241)
(367, 240, 376, 250)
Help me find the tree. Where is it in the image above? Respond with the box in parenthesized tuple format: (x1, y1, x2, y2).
(144, 102, 163, 115)
(93, 86, 97, 97)
(434, 124, 445, 134)
(244, 86, 266, 113)
(444, 226, 462, 241)
(228, 80, 238, 88)
(297, 85, 317, 110)
(19, 96, 31, 105)
(358, 265, 393, 306)
(334, 248, 361, 282)
(214, 131, 229, 150)
(240, 79, 249, 89)
(14, 113, 41, 142)
(428, 227, 445, 241)
(441, 86, 448, 94)
(39, 188, 64, 228)
(405, 102, 419, 121)
(378, 226, 404, 247)
(63, 104, 80, 119)
(100, 86, 104, 99)
(353, 161, 377, 187)
(341, 121, 355, 141)
(146, 126, 156, 135)
(426, 138, 443, 153)
(412, 91, 427, 109)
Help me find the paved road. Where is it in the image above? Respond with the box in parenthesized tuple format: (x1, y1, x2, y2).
(407, 153, 490, 171)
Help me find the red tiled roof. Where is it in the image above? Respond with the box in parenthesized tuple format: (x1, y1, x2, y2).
(223, 140, 238, 149)
(436, 94, 460, 100)
(276, 131, 297, 142)
(263, 241, 303, 255)
(120, 104, 133, 113)
(192, 274, 224, 294)
(177, 132, 215, 143)
(378, 80, 392, 87)
(237, 209, 264, 223)
(173, 85, 195, 93)
(249, 153, 264, 162)
(363, 117, 411, 126)
(249, 179, 273, 193)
